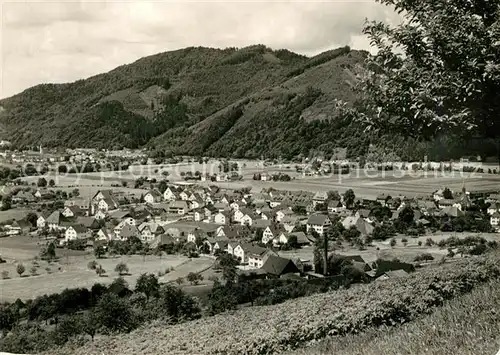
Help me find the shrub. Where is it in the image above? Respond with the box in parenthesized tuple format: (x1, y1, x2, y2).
(88, 260, 98, 270)
(16, 264, 25, 277)
(115, 262, 129, 276)
(414, 253, 435, 262)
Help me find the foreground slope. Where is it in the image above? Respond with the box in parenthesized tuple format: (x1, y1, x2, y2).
(50, 254, 500, 355)
(289, 281, 500, 355)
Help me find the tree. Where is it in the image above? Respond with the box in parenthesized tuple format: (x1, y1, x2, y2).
(443, 188, 454, 200)
(30, 265, 37, 276)
(95, 265, 106, 277)
(135, 273, 160, 299)
(40, 242, 56, 261)
(37, 177, 47, 187)
(343, 189, 355, 208)
(16, 264, 25, 277)
(115, 262, 129, 276)
(390, 238, 397, 248)
(327, 190, 341, 201)
(175, 277, 184, 285)
(48, 179, 55, 187)
(58, 165, 68, 173)
(287, 234, 298, 249)
(72, 188, 80, 197)
(94, 246, 105, 259)
(398, 207, 415, 225)
(216, 253, 239, 283)
(26, 212, 38, 227)
(94, 293, 136, 332)
(87, 260, 98, 270)
(356, 0, 500, 165)
(81, 311, 99, 341)
(187, 272, 203, 285)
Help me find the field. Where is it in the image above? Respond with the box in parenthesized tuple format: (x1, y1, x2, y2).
(0, 235, 213, 302)
(201, 170, 500, 200)
(18, 160, 500, 201)
(288, 280, 500, 355)
(278, 232, 500, 264)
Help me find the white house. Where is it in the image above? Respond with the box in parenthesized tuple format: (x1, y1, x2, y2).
(491, 212, 500, 230)
(214, 212, 230, 225)
(275, 209, 293, 223)
(36, 214, 47, 229)
(193, 209, 205, 222)
(240, 213, 256, 226)
(64, 225, 89, 242)
(487, 203, 500, 215)
(45, 211, 62, 230)
(306, 214, 332, 236)
(163, 187, 179, 201)
(327, 200, 345, 214)
(262, 225, 281, 244)
(144, 190, 163, 204)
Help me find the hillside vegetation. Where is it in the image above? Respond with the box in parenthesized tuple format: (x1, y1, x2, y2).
(289, 280, 500, 355)
(0, 45, 497, 159)
(48, 253, 500, 355)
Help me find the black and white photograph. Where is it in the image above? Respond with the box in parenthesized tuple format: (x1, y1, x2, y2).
(0, 0, 499, 354)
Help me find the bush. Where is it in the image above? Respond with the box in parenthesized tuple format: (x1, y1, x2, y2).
(115, 262, 129, 276)
(414, 253, 435, 262)
(88, 260, 98, 270)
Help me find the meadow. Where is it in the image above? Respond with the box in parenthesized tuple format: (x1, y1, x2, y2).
(0, 235, 213, 302)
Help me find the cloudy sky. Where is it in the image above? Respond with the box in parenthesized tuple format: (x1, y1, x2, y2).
(0, 0, 400, 99)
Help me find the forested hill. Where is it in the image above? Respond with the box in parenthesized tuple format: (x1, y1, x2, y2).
(0, 45, 496, 160)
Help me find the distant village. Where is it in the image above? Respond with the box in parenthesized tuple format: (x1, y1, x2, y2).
(0, 173, 499, 279)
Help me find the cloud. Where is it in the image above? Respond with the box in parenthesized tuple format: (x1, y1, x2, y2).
(0, 0, 400, 99)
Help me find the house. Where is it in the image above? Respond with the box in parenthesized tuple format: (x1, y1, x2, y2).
(275, 209, 293, 223)
(144, 189, 163, 204)
(36, 213, 48, 228)
(64, 224, 90, 242)
(277, 231, 310, 246)
(327, 200, 345, 213)
(376, 194, 387, 206)
(76, 216, 101, 230)
(438, 206, 464, 218)
(6, 220, 30, 235)
(214, 211, 231, 225)
(342, 215, 374, 236)
(487, 203, 500, 215)
(230, 243, 274, 267)
(261, 255, 300, 277)
(94, 209, 107, 220)
(438, 199, 458, 209)
(306, 214, 332, 236)
(282, 215, 301, 233)
(138, 222, 165, 243)
(233, 208, 251, 223)
(433, 189, 444, 201)
(116, 223, 139, 240)
(109, 210, 135, 226)
(12, 191, 36, 204)
(62, 205, 85, 218)
(262, 225, 282, 244)
(93, 190, 119, 212)
(253, 218, 272, 230)
(45, 211, 62, 230)
(230, 201, 245, 211)
(163, 187, 180, 201)
(491, 212, 500, 230)
(168, 201, 189, 215)
(213, 240, 229, 254)
(193, 208, 205, 222)
(260, 173, 271, 181)
(96, 228, 114, 241)
(312, 191, 328, 207)
(240, 212, 257, 226)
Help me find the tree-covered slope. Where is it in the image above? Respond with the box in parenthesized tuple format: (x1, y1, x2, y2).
(0, 44, 496, 160)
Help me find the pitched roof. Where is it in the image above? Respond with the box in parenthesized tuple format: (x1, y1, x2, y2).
(69, 224, 88, 233)
(120, 224, 139, 238)
(262, 255, 300, 276)
(45, 211, 60, 224)
(307, 214, 330, 225)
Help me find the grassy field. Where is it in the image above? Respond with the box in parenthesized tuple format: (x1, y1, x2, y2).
(287, 280, 500, 355)
(0, 235, 213, 302)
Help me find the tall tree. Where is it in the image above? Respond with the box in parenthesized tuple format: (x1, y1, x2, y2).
(353, 0, 500, 164)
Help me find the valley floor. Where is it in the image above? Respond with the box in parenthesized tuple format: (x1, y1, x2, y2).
(289, 281, 500, 355)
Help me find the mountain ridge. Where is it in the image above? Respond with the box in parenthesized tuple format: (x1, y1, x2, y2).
(0, 45, 497, 160)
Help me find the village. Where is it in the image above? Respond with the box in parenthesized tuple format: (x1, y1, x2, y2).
(0, 160, 499, 302)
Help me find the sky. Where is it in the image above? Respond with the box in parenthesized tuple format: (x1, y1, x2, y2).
(0, 0, 400, 99)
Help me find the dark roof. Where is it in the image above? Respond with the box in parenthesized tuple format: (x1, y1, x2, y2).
(307, 214, 330, 225)
(262, 255, 300, 276)
(69, 224, 88, 233)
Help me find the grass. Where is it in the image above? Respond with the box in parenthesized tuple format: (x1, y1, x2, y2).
(288, 280, 500, 355)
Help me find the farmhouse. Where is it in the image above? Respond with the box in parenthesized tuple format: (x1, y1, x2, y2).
(168, 201, 189, 215)
(92, 190, 119, 212)
(262, 255, 300, 277)
(64, 224, 90, 242)
(491, 212, 500, 231)
(45, 211, 62, 230)
(306, 214, 331, 236)
(214, 211, 231, 225)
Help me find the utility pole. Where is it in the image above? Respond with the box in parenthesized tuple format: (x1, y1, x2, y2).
(323, 233, 328, 276)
